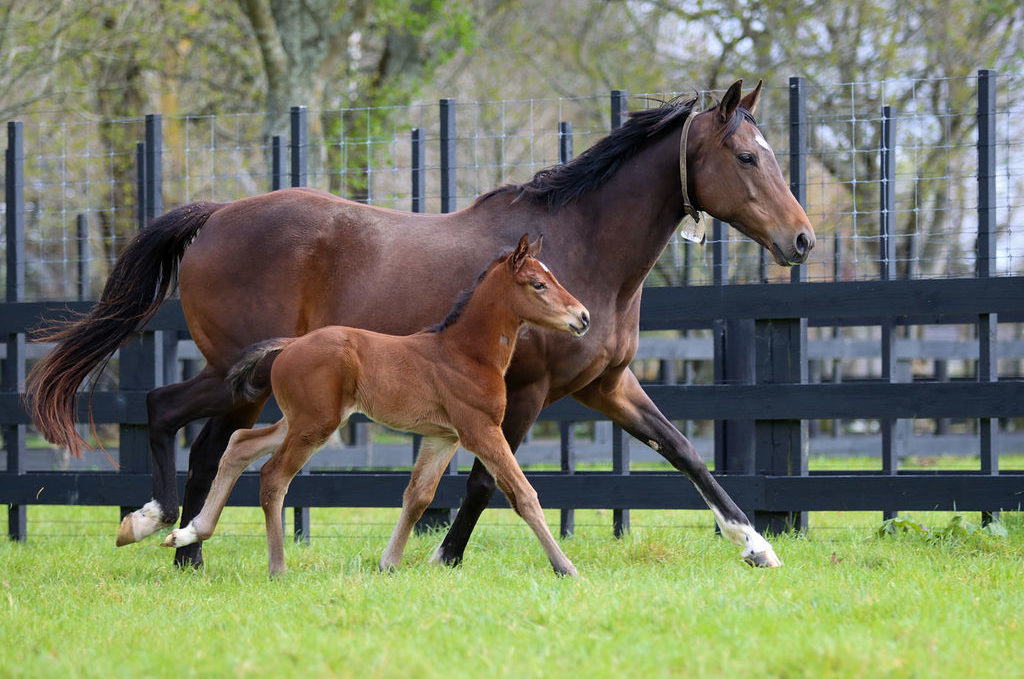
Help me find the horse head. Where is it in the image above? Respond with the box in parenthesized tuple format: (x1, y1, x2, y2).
(687, 79, 816, 266)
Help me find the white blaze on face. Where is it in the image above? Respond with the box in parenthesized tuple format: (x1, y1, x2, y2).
(537, 259, 550, 273)
(754, 131, 772, 152)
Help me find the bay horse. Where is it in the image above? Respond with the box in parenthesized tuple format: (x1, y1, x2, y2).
(27, 79, 813, 570)
(162, 235, 589, 576)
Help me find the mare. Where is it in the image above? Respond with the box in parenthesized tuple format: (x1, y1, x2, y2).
(27, 79, 814, 570)
(162, 235, 590, 576)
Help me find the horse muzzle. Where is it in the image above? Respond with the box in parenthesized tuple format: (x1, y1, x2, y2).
(772, 227, 815, 266)
(568, 308, 590, 337)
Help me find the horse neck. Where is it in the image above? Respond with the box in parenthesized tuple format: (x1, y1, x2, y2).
(552, 128, 686, 295)
(437, 269, 523, 373)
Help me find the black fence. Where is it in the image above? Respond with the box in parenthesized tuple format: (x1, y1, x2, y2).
(3, 72, 1023, 542)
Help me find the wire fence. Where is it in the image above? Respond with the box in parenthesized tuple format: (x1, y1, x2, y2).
(4, 72, 1024, 300)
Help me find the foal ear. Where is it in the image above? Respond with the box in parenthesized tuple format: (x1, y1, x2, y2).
(528, 234, 543, 257)
(510, 233, 531, 271)
(718, 79, 744, 124)
(740, 80, 763, 117)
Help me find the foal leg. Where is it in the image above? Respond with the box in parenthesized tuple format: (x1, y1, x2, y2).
(574, 368, 781, 568)
(433, 385, 546, 566)
(116, 367, 235, 546)
(259, 423, 336, 576)
(174, 400, 266, 568)
(461, 425, 576, 577)
(379, 435, 460, 572)
(162, 420, 287, 548)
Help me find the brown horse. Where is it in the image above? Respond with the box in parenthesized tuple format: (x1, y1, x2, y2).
(162, 235, 589, 576)
(27, 79, 812, 569)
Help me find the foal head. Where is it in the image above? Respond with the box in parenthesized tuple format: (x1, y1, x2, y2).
(687, 80, 816, 266)
(504, 234, 590, 337)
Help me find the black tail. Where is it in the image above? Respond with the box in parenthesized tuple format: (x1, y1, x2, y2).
(25, 201, 224, 457)
(226, 338, 293, 402)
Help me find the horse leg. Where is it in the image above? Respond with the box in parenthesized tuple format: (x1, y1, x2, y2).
(379, 435, 460, 572)
(174, 400, 266, 569)
(432, 384, 546, 566)
(116, 367, 236, 547)
(162, 419, 287, 548)
(259, 422, 335, 577)
(574, 368, 781, 568)
(461, 425, 576, 577)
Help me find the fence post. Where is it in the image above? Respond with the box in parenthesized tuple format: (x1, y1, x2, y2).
(411, 128, 425, 213)
(271, 135, 285, 191)
(752, 77, 810, 534)
(290, 106, 307, 188)
(415, 100, 459, 532)
(119, 120, 163, 522)
(76, 214, 90, 300)
(286, 108, 311, 543)
(879, 105, 900, 520)
(557, 121, 576, 538)
(5, 121, 26, 541)
(559, 421, 576, 538)
(977, 69, 999, 525)
(440, 99, 456, 213)
(609, 91, 630, 536)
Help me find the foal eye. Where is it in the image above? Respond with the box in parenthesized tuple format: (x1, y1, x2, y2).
(737, 153, 757, 166)
(531, 281, 547, 290)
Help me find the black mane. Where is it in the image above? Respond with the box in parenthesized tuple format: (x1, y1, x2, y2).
(474, 96, 757, 210)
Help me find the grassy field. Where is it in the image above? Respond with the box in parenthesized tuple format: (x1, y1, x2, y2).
(1, 504, 1022, 678)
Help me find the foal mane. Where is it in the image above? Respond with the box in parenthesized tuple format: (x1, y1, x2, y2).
(474, 95, 757, 210)
(426, 249, 512, 334)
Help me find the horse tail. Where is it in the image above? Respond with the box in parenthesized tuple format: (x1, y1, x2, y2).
(226, 338, 294, 403)
(25, 201, 225, 457)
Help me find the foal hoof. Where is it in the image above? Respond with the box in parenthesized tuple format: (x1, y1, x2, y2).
(161, 526, 198, 549)
(743, 548, 782, 568)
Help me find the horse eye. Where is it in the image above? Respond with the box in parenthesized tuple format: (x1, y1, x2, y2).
(531, 281, 547, 290)
(737, 153, 757, 166)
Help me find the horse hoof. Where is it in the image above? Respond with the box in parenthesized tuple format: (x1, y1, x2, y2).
(429, 543, 463, 568)
(115, 501, 171, 547)
(553, 563, 578, 578)
(743, 549, 782, 568)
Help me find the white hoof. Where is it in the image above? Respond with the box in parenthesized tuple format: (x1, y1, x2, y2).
(161, 524, 199, 548)
(116, 500, 172, 547)
(743, 545, 782, 568)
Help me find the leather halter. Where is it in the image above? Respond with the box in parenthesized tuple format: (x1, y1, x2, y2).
(678, 110, 706, 243)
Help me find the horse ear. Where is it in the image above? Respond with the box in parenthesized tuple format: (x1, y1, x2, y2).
(528, 234, 543, 257)
(510, 233, 531, 271)
(740, 79, 763, 116)
(718, 79, 744, 124)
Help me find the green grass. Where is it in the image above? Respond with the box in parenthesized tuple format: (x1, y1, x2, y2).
(2, 506, 1023, 678)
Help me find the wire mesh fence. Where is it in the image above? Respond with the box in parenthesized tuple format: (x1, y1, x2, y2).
(3, 73, 1023, 301)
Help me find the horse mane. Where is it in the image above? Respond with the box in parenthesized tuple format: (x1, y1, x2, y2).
(474, 95, 756, 210)
(426, 249, 511, 333)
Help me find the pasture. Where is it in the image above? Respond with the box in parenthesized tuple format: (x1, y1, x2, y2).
(2, 504, 1021, 678)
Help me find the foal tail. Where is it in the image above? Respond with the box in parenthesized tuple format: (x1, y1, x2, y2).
(25, 201, 225, 458)
(226, 338, 295, 402)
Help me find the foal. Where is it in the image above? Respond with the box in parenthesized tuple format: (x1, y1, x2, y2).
(163, 235, 590, 576)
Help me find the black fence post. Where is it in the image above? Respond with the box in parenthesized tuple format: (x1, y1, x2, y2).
(287, 108, 311, 543)
(119, 117, 164, 521)
(411, 128, 425, 213)
(440, 99, 456, 214)
(271, 135, 285, 191)
(290, 106, 307, 188)
(609, 91, 630, 537)
(76, 214, 90, 300)
(416, 99, 458, 532)
(879, 105, 899, 520)
(559, 421, 576, 538)
(977, 69, 999, 525)
(5, 121, 26, 541)
(752, 77, 810, 534)
(557, 121, 576, 538)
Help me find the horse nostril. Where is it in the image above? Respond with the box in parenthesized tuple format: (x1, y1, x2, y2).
(795, 231, 812, 256)
(580, 311, 590, 329)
